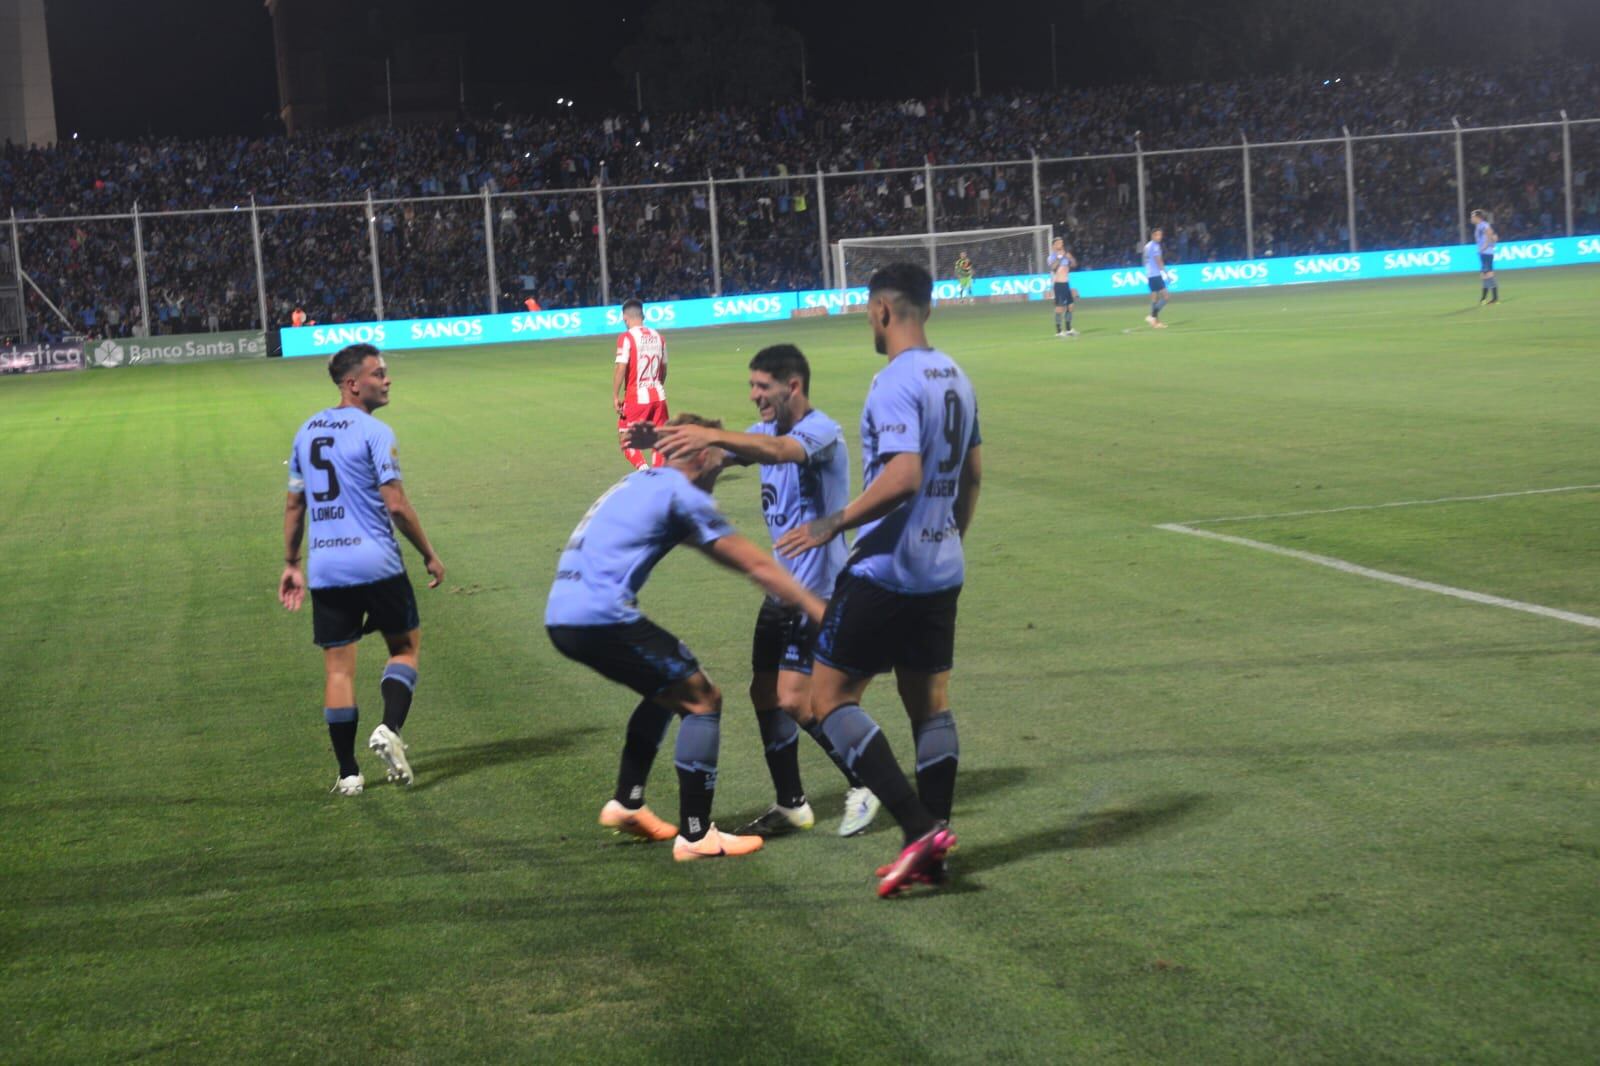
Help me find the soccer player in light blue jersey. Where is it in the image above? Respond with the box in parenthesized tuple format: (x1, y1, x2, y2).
(1472, 209, 1500, 305)
(546, 414, 827, 862)
(639, 345, 882, 839)
(280, 344, 445, 796)
(1143, 227, 1169, 328)
(776, 262, 983, 898)
(1048, 236, 1078, 337)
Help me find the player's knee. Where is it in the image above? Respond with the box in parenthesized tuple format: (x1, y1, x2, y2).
(686, 682, 722, 716)
(776, 700, 810, 726)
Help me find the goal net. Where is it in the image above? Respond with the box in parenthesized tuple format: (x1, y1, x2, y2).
(833, 225, 1051, 295)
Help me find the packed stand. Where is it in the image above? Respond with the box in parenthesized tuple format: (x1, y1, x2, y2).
(1, 61, 1593, 334)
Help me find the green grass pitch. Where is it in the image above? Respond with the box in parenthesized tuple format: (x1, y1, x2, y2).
(2, 268, 1596, 1062)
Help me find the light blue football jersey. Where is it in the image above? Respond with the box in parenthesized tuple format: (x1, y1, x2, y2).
(1143, 239, 1164, 277)
(545, 467, 735, 626)
(747, 408, 850, 599)
(287, 407, 405, 590)
(848, 348, 981, 594)
(1475, 220, 1497, 254)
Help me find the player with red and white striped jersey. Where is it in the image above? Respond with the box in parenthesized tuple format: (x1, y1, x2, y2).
(613, 298, 670, 469)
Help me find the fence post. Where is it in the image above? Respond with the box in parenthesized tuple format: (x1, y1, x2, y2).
(815, 167, 829, 290)
(11, 208, 27, 342)
(1342, 126, 1357, 252)
(595, 180, 610, 307)
(1241, 133, 1254, 260)
(249, 197, 269, 333)
(1561, 109, 1574, 237)
(707, 175, 722, 297)
(132, 202, 151, 337)
(1453, 117, 1467, 244)
(1135, 134, 1147, 249)
(366, 191, 385, 321)
(482, 187, 499, 314)
(924, 159, 937, 279)
(1031, 151, 1042, 228)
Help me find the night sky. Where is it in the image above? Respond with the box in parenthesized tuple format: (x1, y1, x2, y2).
(41, 0, 1600, 142)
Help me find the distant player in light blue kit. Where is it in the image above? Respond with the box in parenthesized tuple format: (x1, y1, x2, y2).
(1143, 227, 1169, 328)
(1472, 209, 1500, 305)
(280, 343, 446, 796)
(547, 414, 827, 863)
(1047, 236, 1078, 338)
(776, 262, 983, 898)
(637, 345, 882, 838)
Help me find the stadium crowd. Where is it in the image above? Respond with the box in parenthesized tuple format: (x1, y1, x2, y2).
(3, 61, 1595, 335)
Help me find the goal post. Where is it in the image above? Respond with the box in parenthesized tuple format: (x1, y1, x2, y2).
(833, 224, 1052, 297)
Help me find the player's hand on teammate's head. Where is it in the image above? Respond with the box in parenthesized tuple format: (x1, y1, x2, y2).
(622, 421, 657, 449)
(279, 566, 306, 611)
(651, 422, 714, 457)
(424, 554, 445, 589)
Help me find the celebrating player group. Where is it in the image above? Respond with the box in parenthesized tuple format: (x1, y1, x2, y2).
(277, 261, 982, 898)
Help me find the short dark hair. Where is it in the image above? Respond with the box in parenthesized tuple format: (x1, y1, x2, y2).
(328, 343, 379, 385)
(867, 262, 933, 313)
(748, 344, 810, 395)
(621, 298, 644, 317)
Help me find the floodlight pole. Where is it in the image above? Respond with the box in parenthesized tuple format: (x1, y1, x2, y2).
(595, 179, 610, 307)
(707, 175, 722, 297)
(1342, 126, 1357, 252)
(10, 208, 27, 343)
(1241, 132, 1254, 260)
(1452, 117, 1467, 244)
(815, 167, 830, 289)
(366, 190, 385, 321)
(1561, 109, 1574, 237)
(132, 202, 151, 338)
(482, 186, 499, 314)
(1031, 151, 1042, 228)
(249, 197, 269, 332)
(1135, 134, 1147, 247)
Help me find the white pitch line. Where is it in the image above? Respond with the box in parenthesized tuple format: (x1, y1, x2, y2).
(1157, 522, 1600, 631)
(1177, 483, 1600, 527)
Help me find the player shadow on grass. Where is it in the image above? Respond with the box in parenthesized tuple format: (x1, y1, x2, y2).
(399, 727, 606, 792)
(934, 792, 1209, 895)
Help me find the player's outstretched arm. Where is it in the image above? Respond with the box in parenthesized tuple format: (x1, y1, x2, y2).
(280, 491, 307, 610)
(701, 533, 826, 627)
(379, 481, 445, 588)
(954, 444, 983, 537)
(774, 451, 922, 558)
(653, 422, 806, 465)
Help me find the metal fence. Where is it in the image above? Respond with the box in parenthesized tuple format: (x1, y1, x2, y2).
(9, 113, 1598, 341)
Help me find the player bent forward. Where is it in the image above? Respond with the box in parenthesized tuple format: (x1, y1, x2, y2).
(633, 344, 882, 838)
(280, 343, 446, 795)
(546, 414, 826, 861)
